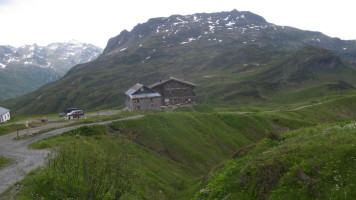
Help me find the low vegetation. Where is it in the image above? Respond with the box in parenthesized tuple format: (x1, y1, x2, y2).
(0, 123, 26, 136)
(29, 125, 107, 149)
(8, 96, 356, 199)
(194, 121, 356, 199)
(0, 156, 11, 169)
(17, 136, 132, 200)
(192, 104, 216, 113)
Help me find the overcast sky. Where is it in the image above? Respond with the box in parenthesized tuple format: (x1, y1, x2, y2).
(0, 0, 355, 48)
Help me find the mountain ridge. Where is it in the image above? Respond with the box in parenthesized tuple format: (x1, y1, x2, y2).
(0, 41, 102, 74)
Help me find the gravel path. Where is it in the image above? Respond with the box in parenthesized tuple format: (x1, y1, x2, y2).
(0, 115, 143, 194)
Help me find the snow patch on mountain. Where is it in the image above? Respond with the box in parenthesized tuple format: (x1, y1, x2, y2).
(225, 21, 235, 27)
(0, 41, 102, 74)
(181, 37, 196, 44)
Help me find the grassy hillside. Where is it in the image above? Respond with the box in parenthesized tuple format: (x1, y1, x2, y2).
(0, 65, 61, 101)
(194, 120, 356, 200)
(11, 111, 314, 200)
(6, 93, 356, 199)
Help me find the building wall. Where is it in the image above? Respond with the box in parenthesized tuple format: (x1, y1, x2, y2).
(126, 96, 161, 111)
(151, 80, 195, 105)
(0, 112, 10, 123)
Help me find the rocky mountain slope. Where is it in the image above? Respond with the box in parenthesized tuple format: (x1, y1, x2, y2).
(0, 41, 102, 100)
(2, 10, 356, 114)
(102, 9, 356, 63)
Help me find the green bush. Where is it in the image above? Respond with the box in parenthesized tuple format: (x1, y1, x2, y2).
(175, 106, 194, 112)
(62, 125, 106, 137)
(0, 156, 11, 169)
(193, 104, 216, 113)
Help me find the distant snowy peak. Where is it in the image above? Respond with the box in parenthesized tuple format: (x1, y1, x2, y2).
(0, 41, 102, 73)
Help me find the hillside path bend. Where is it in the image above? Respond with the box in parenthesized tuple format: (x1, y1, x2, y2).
(0, 115, 143, 195)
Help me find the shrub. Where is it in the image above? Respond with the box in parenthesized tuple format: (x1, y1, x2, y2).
(193, 104, 216, 113)
(267, 131, 281, 140)
(62, 125, 106, 137)
(175, 106, 194, 112)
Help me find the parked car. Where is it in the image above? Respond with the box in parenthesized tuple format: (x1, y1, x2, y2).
(67, 110, 84, 118)
(65, 108, 79, 114)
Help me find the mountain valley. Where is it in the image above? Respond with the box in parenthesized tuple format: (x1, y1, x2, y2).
(2, 10, 356, 114)
(0, 9, 356, 200)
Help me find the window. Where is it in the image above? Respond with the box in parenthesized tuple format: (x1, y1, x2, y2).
(136, 99, 140, 103)
(136, 106, 141, 110)
(150, 98, 153, 102)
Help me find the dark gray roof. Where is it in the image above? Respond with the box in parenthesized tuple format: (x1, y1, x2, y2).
(150, 77, 196, 88)
(0, 107, 9, 115)
(125, 83, 161, 99)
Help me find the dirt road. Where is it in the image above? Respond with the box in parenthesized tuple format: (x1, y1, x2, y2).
(0, 115, 143, 194)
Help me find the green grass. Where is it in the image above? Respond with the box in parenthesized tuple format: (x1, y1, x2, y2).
(29, 125, 106, 149)
(13, 97, 356, 200)
(62, 125, 106, 136)
(193, 121, 356, 200)
(0, 156, 11, 169)
(110, 113, 269, 172)
(9, 114, 58, 122)
(0, 123, 26, 136)
(21, 111, 311, 200)
(19, 135, 203, 200)
(269, 94, 356, 124)
(174, 106, 195, 112)
(192, 104, 216, 113)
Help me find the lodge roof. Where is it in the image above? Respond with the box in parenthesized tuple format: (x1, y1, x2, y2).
(125, 83, 144, 96)
(125, 83, 161, 99)
(0, 107, 9, 115)
(150, 77, 196, 88)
